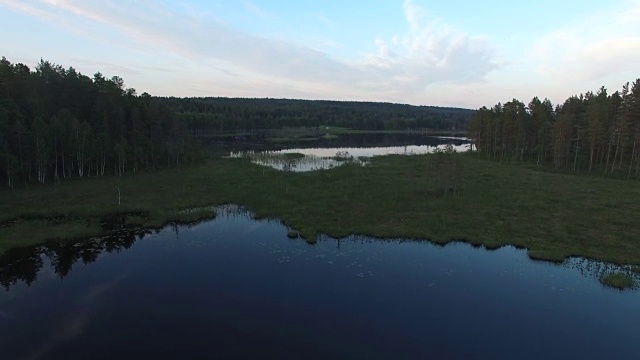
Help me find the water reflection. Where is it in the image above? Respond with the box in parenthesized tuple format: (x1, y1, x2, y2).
(0, 206, 242, 290)
(213, 132, 470, 153)
(1, 206, 640, 359)
(0, 226, 139, 290)
(273, 142, 470, 158)
(1, 206, 637, 291)
(230, 138, 471, 172)
(229, 151, 365, 172)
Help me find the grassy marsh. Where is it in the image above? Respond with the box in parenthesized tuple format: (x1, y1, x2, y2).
(0, 153, 639, 265)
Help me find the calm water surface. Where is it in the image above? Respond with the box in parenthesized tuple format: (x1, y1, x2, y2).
(273, 139, 470, 158)
(230, 134, 472, 171)
(1, 207, 639, 359)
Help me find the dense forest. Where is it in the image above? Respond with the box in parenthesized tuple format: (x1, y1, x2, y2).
(0, 57, 198, 188)
(469, 80, 640, 178)
(157, 97, 473, 135)
(0, 56, 473, 188)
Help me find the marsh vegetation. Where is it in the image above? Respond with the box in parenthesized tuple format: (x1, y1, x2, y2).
(1, 149, 639, 265)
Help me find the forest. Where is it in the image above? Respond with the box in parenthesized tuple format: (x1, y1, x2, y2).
(0, 57, 473, 187)
(157, 97, 473, 135)
(0, 57, 200, 188)
(469, 80, 640, 178)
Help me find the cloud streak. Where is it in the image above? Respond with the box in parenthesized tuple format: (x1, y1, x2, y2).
(1, 0, 500, 105)
(364, 0, 499, 85)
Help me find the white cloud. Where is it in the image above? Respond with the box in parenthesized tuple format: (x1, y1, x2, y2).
(357, 0, 499, 91)
(531, 0, 640, 83)
(1, 0, 501, 107)
(403, 0, 427, 32)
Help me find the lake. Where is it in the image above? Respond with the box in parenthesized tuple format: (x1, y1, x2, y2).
(1, 206, 639, 359)
(228, 133, 472, 171)
(212, 132, 471, 153)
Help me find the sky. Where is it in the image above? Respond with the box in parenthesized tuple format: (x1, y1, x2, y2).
(1, 0, 639, 109)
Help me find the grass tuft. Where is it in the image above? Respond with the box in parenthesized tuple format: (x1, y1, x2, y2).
(599, 273, 635, 290)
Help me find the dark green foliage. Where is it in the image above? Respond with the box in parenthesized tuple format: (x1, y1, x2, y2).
(157, 97, 473, 136)
(469, 80, 640, 178)
(0, 56, 201, 187)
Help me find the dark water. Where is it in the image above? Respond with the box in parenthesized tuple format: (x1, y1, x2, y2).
(1, 207, 639, 359)
(212, 132, 470, 153)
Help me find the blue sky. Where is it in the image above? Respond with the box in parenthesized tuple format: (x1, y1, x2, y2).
(1, 0, 639, 108)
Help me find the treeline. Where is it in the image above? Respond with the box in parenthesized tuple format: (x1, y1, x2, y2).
(469, 80, 640, 178)
(0, 57, 199, 188)
(156, 97, 473, 135)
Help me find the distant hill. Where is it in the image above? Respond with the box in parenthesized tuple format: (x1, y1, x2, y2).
(155, 97, 474, 135)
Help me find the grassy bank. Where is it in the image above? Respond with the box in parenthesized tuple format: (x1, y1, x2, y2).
(0, 154, 638, 265)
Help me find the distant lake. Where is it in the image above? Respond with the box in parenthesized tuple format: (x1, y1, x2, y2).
(228, 134, 472, 171)
(214, 132, 470, 152)
(1, 206, 639, 359)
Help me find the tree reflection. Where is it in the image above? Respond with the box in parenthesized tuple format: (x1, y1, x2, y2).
(0, 224, 144, 290)
(2, 206, 637, 291)
(0, 247, 43, 289)
(0, 206, 250, 291)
